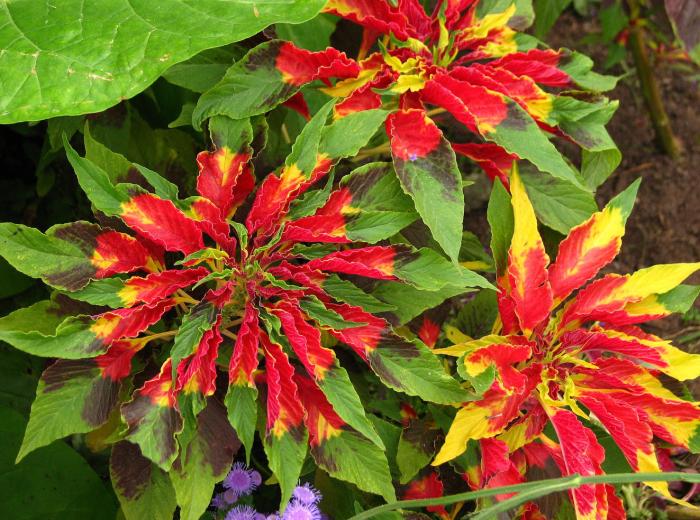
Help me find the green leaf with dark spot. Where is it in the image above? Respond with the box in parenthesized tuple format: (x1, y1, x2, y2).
(263, 428, 308, 508)
(110, 441, 177, 520)
(17, 359, 119, 462)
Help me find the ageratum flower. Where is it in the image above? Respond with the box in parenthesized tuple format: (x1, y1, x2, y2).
(223, 462, 262, 499)
(0, 107, 485, 511)
(434, 170, 700, 519)
(194, 0, 619, 260)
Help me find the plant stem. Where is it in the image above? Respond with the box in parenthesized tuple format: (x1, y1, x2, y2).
(347, 472, 700, 520)
(626, 0, 681, 158)
(142, 329, 178, 343)
(221, 329, 238, 341)
(350, 142, 391, 162)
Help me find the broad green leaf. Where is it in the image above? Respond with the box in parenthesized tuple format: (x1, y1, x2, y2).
(311, 429, 396, 502)
(110, 441, 177, 520)
(520, 167, 598, 234)
(17, 360, 119, 462)
(368, 338, 469, 404)
(193, 40, 303, 129)
(321, 275, 397, 313)
(0, 222, 102, 292)
(276, 14, 339, 51)
(319, 110, 387, 159)
(582, 148, 621, 190)
(452, 290, 499, 339)
(656, 285, 700, 314)
(68, 278, 126, 308)
(286, 99, 334, 172)
(373, 282, 470, 325)
(560, 52, 619, 91)
(171, 399, 240, 520)
(0, 300, 102, 359)
(393, 247, 493, 292)
(391, 133, 464, 263)
(300, 296, 367, 330)
(0, 0, 326, 123)
(0, 405, 118, 519)
(487, 179, 514, 276)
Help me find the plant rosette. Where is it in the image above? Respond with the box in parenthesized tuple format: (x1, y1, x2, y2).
(0, 106, 490, 516)
(434, 168, 700, 519)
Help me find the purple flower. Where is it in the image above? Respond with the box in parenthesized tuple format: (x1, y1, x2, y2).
(224, 462, 260, 498)
(210, 492, 227, 510)
(223, 488, 239, 504)
(292, 483, 322, 505)
(282, 500, 322, 520)
(225, 505, 260, 520)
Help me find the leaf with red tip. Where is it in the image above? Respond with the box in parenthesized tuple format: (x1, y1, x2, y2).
(284, 162, 417, 244)
(308, 244, 492, 291)
(196, 116, 254, 218)
(403, 473, 448, 518)
(0, 298, 175, 359)
(193, 40, 359, 126)
(505, 168, 552, 335)
(549, 180, 639, 303)
(295, 374, 395, 502)
(422, 75, 583, 189)
(559, 263, 700, 331)
(121, 359, 185, 470)
(0, 221, 161, 292)
(175, 316, 222, 398)
(323, 0, 411, 40)
(453, 142, 515, 185)
(260, 334, 307, 507)
(95, 338, 145, 381)
(71, 268, 209, 308)
(120, 192, 204, 255)
(542, 407, 606, 520)
(387, 109, 464, 262)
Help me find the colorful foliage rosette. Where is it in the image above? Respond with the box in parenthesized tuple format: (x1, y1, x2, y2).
(0, 106, 489, 516)
(433, 169, 700, 519)
(193, 0, 619, 262)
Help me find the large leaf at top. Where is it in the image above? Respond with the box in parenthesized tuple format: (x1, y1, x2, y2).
(0, 0, 326, 123)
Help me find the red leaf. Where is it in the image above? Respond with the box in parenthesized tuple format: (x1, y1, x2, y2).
(276, 42, 360, 86)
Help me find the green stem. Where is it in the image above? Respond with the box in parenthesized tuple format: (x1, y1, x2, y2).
(348, 472, 700, 520)
(626, 0, 681, 158)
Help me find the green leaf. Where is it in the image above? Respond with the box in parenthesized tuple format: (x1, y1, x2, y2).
(171, 399, 240, 520)
(110, 441, 177, 520)
(0, 0, 326, 123)
(520, 167, 598, 234)
(319, 110, 387, 159)
(368, 337, 469, 404)
(170, 301, 220, 379)
(372, 282, 470, 325)
(581, 148, 621, 190)
(452, 290, 499, 339)
(193, 40, 303, 129)
(657, 285, 700, 314)
(276, 14, 339, 51)
(286, 99, 334, 172)
(487, 179, 514, 276)
(533, 0, 571, 38)
(396, 419, 438, 484)
(311, 428, 396, 502)
(321, 275, 397, 313)
(17, 359, 119, 462)
(0, 222, 99, 292)
(0, 405, 118, 519)
(560, 52, 619, 91)
(162, 47, 243, 93)
(391, 134, 464, 263)
(263, 428, 309, 508)
(67, 278, 126, 308)
(0, 300, 103, 359)
(225, 385, 257, 464)
(393, 246, 493, 292)
(339, 162, 419, 243)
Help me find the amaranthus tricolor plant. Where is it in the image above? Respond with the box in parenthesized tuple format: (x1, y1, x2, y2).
(193, 0, 620, 260)
(0, 105, 489, 515)
(434, 169, 700, 519)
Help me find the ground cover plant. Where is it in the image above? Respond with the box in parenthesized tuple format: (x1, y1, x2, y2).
(0, 1, 698, 519)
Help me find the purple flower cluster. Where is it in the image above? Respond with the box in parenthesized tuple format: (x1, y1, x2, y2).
(211, 463, 324, 520)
